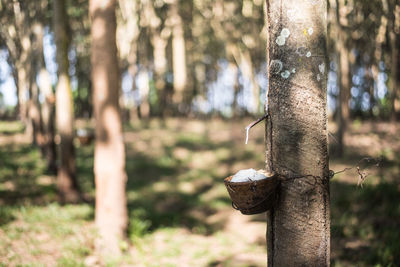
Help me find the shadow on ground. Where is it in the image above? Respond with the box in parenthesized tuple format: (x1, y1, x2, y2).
(329, 136, 400, 266)
(0, 119, 399, 266)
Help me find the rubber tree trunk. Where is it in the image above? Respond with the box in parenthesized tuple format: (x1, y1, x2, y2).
(228, 61, 240, 116)
(170, 0, 187, 110)
(337, 42, 350, 156)
(17, 62, 29, 128)
(11, 0, 31, 131)
(54, 0, 81, 202)
(335, 0, 351, 156)
(389, 1, 399, 121)
(241, 49, 261, 114)
(265, 0, 330, 266)
(90, 0, 128, 256)
(36, 23, 57, 173)
(28, 64, 43, 147)
(118, 0, 140, 120)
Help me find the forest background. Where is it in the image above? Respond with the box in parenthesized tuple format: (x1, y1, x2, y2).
(0, 0, 399, 266)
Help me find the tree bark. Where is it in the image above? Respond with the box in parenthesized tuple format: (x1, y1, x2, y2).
(265, 0, 330, 266)
(90, 0, 128, 256)
(54, 0, 81, 202)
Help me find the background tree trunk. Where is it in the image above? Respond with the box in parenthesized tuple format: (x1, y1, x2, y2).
(389, 1, 399, 121)
(27, 58, 43, 147)
(265, 0, 330, 265)
(117, 0, 141, 120)
(335, 0, 351, 156)
(170, 0, 187, 110)
(36, 23, 57, 173)
(11, 0, 31, 131)
(90, 0, 128, 256)
(337, 42, 350, 156)
(54, 0, 81, 202)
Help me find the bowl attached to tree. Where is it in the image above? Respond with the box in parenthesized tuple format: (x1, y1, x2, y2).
(224, 169, 278, 215)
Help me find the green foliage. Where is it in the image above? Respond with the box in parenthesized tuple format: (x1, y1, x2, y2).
(0, 121, 24, 135)
(56, 256, 86, 267)
(0, 206, 14, 226)
(331, 165, 400, 265)
(128, 208, 152, 241)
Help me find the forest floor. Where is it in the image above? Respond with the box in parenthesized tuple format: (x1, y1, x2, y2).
(0, 118, 399, 266)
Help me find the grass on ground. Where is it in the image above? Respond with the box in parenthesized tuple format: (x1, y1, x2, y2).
(0, 118, 399, 266)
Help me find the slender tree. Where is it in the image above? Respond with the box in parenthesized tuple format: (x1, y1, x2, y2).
(90, 0, 128, 255)
(0, 0, 32, 131)
(170, 0, 187, 110)
(335, 0, 351, 156)
(388, 0, 399, 120)
(54, 0, 81, 202)
(27, 50, 43, 146)
(117, 0, 140, 119)
(265, 0, 330, 265)
(35, 22, 57, 173)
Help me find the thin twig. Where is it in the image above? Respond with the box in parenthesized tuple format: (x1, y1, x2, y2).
(333, 157, 381, 176)
(279, 156, 381, 187)
(332, 157, 381, 187)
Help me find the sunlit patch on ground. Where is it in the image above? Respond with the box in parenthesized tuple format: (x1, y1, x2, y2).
(0, 119, 399, 266)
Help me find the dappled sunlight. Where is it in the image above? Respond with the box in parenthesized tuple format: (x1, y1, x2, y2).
(0, 0, 398, 263)
(0, 118, 399, 265)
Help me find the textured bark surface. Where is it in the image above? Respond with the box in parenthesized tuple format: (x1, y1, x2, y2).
(90, 0, 128, 256)
(265, 0, 330, 266)
(54, 0, 80, 202)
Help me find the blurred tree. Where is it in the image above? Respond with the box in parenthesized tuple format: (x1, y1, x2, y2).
(0, 0, 32, 132)
(209, 0, 265, 115)
(1, 0, 397, 123)
(265, 0, 330, 265)
(28, 32, 43, 147)
(334, 0, 352, 156)
(169, 0, 187, 111)
(142, 0, 170, 116)
(0, 0, 58, 170)
(53, 0, 81, 202)
(90, 0, 128, 255)
(117, 0, 140, 119)
(388, 0, 399, 120)
(68, 0, 92, 119)
(136, 0, 161, 118)
(35, 21, 57, 173)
